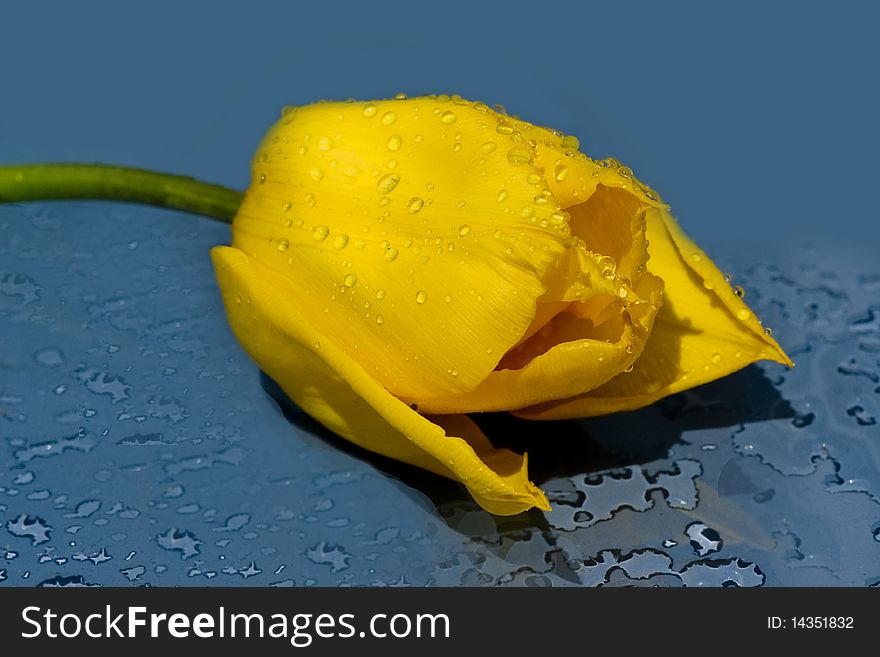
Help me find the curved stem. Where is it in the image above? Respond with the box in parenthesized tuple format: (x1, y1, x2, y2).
(0, 163, 243, 223)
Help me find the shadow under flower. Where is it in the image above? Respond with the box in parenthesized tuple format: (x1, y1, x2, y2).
(259, 363, 794, 532)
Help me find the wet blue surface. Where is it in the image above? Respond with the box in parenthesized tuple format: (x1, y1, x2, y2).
(1, 2, 878, 586)
(1, 203, 878, 587)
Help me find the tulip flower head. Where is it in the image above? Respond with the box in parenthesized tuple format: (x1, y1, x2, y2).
(211, 94, 791, 515)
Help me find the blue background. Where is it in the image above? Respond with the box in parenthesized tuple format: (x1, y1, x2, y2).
(0, 1, 878, 586)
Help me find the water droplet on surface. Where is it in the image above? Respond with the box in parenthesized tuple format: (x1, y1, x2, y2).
(481, 141, 497, 154)
(310, 167, 324, 181)
(258, 173, 266, 185)
(276, 239, 289, 252)
(440, 110, 457, 124)
(318, 136, 332, 151)
(444, 295, 452, 303)
(764, 327, 773, 337)
(507, 147, 532, 165)
(333, 234, 349, 250)
(407, 197, 424, 214)
(376, 289, 387, 300)
(384, 247, 399, 262)
(377, 174, 401, 193)
(381, 111, 397, 126)
(711, 353, 722, 364)
(362, 103, 378, 117)
(281, 201, 292, 212)
(415, 290, 428, 304)
(386, 134, 402, 151)
(343, 274, 358, 288)
(376, 315, 384, 325)
(560, 134, 580, 149)
(496, 189, 509, 202)
(312, 225, 330, 241)
(553, 164, 569, 182)
(458, 224, 472, 237)
(733, 285, 745, 298)
(737, 308, 751, 321)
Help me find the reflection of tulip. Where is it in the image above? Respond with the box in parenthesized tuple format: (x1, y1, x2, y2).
(211, 94, 791, 515)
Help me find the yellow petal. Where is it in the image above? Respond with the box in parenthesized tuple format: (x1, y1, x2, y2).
(515, 204, 793, 420)
(211, 245, 549, 515)
(232, 96, 571, 403)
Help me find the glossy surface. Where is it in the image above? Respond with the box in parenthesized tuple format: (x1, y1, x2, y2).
(1, 1, 877, 586)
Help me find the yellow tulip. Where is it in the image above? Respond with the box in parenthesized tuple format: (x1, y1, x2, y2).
(210, 94, 791, 516)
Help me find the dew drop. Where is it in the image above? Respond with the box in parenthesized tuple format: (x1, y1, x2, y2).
(387, 134, 402, 151)
(281, 201, 292, 212)
(318, 136, 332, 151)
(764, 327, 773, 337)
(496, 189, 509, 202)
(276, 239, 289, 252)
(444, 295, 452, 303)
(362, 103, 378, 117)
(384, 247, 399, 262)
(507, 147, 532, 165)
(440, 110, 457, 124)
(333, 234, 349, 250)
(496, 120, 514, 135)
(344, 274, 358, 288)
(690, 252, 702, 263)
(304, 193, 316, 207)
(481, 141, 497, 154)
(415, 290, 428, 304)
(376, 289, 386, 300)
(381, 111, 397, 126)
(711, 353, 722, 364)
(377, 174, 401, 193)
(258, 173, 266, 185)
(703, 279, 715, 290)
(553, 164, 569, 182)
(737, 308, 751, 321)
(458, 224, 472, 237)
(407, 197, 425, 214)
(310, 167, 324, 181)
(376, 315, 384, 325)
(312, 225, 330, 241)
(313, 341, 321, 349)
(560, 135, 580, 149)
(733, 285, 745, 298)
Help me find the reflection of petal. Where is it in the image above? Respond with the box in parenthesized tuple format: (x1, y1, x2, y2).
(212, 246, 548, 515)
(516, 205, 792, 420)
(231, 97, 570, 402)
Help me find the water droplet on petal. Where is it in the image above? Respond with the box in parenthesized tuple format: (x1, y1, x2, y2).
(318, 136, 332, 151)
(384, 247, 399, 262)
(376, 289, 386, 300)
(333, 234, 349, 250)
(387, 134, 402, 151)
(553, 164, 569, 182)
(407, 197, 424, 214)
(711, 353, 722, 364)
(376, 315, 384, 325)
(312, 225, 329, 241)
(344, 274, 357, 288)
(458, 224, 472, 237)
(737, 308, 751, 321)
(560, 135, 580, 149)
(496, 189, 509, 202)
(733, 285, 745, 298)
(415, 290, 428, 304)
(281, 201, 292, 212)
(362, 103, 378, 117)
(507, 147, 532, 165)
(277, 239, 289, 252)
(440, 110, 457, 124)
(310, 167, 324, 181)
(481, 141, 497, 154)
(381, 111, 397, 126)
(377, 174, 400, 193)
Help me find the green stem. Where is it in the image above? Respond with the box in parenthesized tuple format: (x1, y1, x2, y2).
(0, 163, 243, 223)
